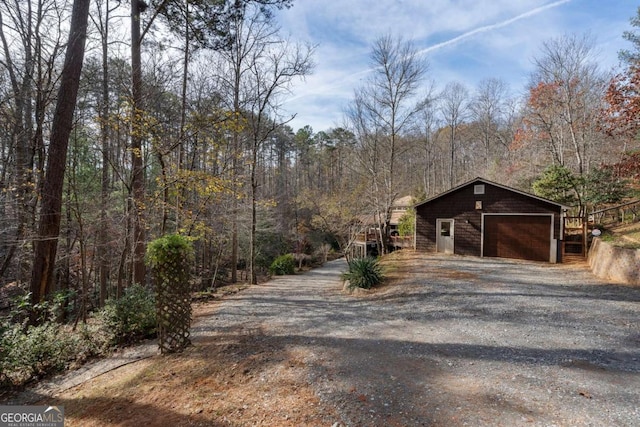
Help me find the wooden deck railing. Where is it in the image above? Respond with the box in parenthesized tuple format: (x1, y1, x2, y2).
(354, 233, 414, 249)
(390, 235, 414, 248)
(354, 232, 378, 242)
(562, 200, 640, 260)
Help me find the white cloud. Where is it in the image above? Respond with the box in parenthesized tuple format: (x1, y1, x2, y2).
(276, 0, 635, 132)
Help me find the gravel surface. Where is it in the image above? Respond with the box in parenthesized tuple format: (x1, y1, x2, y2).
(198, 253, 640, 426)
(7, 252, 639, 426)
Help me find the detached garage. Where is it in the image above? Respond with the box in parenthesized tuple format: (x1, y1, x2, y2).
(415, 178, 566, 263)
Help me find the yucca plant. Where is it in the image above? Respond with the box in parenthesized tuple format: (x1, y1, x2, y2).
(342, 257, 384, 290)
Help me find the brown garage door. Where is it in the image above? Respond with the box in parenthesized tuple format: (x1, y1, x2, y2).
(483, 215, 551, 262)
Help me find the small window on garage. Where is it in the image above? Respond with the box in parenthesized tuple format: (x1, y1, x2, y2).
(474, 184, 485, 195)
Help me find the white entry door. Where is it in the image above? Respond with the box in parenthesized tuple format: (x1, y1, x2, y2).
(436, 219, 455, 254)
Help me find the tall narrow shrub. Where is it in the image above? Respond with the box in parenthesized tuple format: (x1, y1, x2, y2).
(146, 234, 194, 353)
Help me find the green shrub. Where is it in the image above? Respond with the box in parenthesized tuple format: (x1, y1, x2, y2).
(0, 317, 117, 388)
(0, 321, 73, 386)
(269, 254, 296, 275)
(7, 289, 78, 325)
(98, 284, 156, 345)
(342, 257, 385, 290)
(71, 321, 113, 363)
(0, 285, 157, 387)
(398, 208, 416, 237)
(253, 228, 290, 272)
(145, 234, 195, 270)
(49, 289, 78, 322)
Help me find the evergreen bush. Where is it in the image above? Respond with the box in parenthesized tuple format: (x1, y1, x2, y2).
(99, 284, 157, 345)
(0, 285, 157, 387)
(0, 322, 73, 386)
(269, 253, 296, 275)
(398, 208, 416, 237)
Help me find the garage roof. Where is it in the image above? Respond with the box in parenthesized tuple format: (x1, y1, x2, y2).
(414, 177, 568, 210)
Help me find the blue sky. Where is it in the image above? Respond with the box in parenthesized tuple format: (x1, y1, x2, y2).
(274, 0, 638, 133)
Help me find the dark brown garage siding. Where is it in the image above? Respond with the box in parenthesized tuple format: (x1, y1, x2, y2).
(484, 215, 551, 262)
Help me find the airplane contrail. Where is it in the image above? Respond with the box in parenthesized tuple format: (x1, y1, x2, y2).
(283, 0, 572, 105)
(351, 0, 573, 81)
(418, 0, 573, 56)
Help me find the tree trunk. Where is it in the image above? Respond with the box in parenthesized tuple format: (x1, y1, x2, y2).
(231, 57, 242, 284)
(130, 0, 146, 286)
(0, 8, 35, 283)
(30, 0, 91, 305)
(177, 2, 191, 232)
(98, 0, 112, 306)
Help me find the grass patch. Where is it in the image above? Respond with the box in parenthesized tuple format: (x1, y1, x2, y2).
(604, 222, 640, 249)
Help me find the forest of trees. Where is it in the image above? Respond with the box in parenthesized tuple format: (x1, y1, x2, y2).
(1, 0, 639, 319)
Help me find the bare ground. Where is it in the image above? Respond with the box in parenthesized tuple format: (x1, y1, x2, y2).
(5, 252, 640, 426)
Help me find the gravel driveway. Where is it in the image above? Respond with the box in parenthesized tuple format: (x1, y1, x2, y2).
(198, 253, 640, 426)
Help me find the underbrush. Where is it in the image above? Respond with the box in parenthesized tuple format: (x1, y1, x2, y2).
(0, 285, 156, 390)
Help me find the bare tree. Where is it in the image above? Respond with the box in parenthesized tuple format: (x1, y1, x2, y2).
(439, 81, 469, 187)
(470, 78, 510, 172)
(417, 85, 439, 197)
(214, 4, 278, 283)
(90, 0, 124, 305)
(529, 33, 607, 176)
(211, 2, 312, 283)
(244, 33, 314, 284)
(347, 35, 426, 254)
(0, 0, 66, 281)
